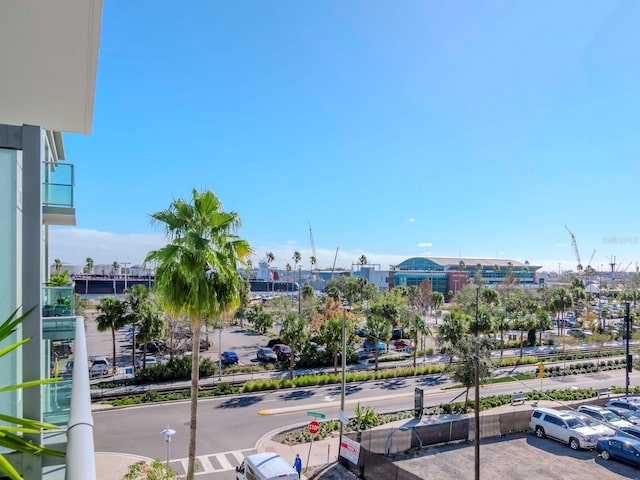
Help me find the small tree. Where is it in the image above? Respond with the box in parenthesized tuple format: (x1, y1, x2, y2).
(280, 312, 308, 379)
(365, 313, 392, 371)
(447, 335, 492, 410)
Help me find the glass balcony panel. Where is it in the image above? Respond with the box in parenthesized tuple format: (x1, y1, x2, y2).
(42, 286, 75, 318)
(42, 162, 74, 208)
(43, 317, 77, 426)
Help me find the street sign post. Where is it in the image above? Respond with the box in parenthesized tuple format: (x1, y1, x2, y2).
(308, 420, 320, 435)
(307, 411, 326, 419)
(338, 410, 349, 425)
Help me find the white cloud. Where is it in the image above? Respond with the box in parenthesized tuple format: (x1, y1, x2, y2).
(417, 242, 432, 248)
(49, 228, 165, 266)
(48, 229, 577, 275)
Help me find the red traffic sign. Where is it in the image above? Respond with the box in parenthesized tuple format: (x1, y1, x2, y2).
(308, 420, 320, 435)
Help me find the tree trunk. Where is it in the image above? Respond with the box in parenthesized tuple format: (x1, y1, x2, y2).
(289, 351, 294, 380)
(111, 329, 116, 372)
(186, 323, 201, 480)
(519, 329, 524, 359)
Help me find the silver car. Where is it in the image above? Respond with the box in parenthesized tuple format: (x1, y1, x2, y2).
(530, 408, 600, 450)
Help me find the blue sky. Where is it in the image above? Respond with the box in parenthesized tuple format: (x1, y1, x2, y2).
(52, 1, 640, 274)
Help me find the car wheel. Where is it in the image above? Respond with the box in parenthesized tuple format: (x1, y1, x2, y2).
(601, 450, 610, 460)
(535, 426, 545, 438)
(569, 437, 580, 451)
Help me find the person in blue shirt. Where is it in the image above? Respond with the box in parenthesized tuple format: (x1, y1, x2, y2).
(293, 453, 302, 478)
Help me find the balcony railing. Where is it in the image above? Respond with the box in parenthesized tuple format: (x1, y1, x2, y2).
(42, 162, 74, 208)
(42, 286, 75, 319)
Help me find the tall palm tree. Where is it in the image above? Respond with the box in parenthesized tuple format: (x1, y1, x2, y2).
(53, 258, 62, 272)
(266, 252, 275, 292)
(135, 301, 165, 368)
(406, 312, 431, 367)
(310, 255, 317, 281)
(431, 292, 444, 324)
(95, 297, 126, 370)
(85, 257, 94, 274)
(323, 318, 343, 374)
(359, 255, 368, 266)
(124, 284, 152, 372)
(84, 257, 95, 296)
(112, 261, 120, 295)
(145, 189, 251, 480)
(292, 251, 301, 276)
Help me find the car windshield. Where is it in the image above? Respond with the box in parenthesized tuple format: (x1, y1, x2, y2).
(578, 416, 597, 427)
(565, 417, 583, 428)
(602, 412, 620, 422)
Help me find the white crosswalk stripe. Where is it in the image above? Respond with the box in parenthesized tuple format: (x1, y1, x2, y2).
(174, 448, 256, 475)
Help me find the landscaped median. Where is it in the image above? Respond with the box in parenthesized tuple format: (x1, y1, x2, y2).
(96, 352, 631, 407)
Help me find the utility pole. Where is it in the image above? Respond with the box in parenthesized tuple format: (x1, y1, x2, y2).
(625, 302, 632, 397)
(121, 262, 131, 291)
(474, 284, 480, 480)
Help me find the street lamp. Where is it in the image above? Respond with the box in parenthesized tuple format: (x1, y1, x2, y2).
(160, 425, 176, 468)
(473, 283, 480, 480)
(339, 304, 348, 458)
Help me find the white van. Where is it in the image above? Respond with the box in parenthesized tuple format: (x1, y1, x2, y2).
(235, 453, 299, 480)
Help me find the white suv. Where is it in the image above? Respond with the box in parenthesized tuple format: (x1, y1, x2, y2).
(530, 408, 600, 450)
(577, 405, 633, 429)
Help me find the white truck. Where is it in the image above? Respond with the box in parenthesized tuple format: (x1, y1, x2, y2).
(235, 453, 299, 480)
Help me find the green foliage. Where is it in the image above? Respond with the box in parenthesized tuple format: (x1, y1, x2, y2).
(135, 356, 215, 383)
(46, 270, 71, 286)
(123, 459, 177, 479)
(0, 308, 64, 480)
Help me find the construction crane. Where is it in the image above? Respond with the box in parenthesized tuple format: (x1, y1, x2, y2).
(587, 250, 596, 269)
(330, 247, 339, 280)
(564, 225, 583, 273)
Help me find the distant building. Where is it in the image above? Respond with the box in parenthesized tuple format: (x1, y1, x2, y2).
(389, 257, 541, 301)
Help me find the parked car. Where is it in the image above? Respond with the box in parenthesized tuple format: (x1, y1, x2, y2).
(577, 405, 633, 429)
(136, 356, 158, 369)
(606, 406, 640, 425)
(529, 407, 600, 450)
(139, 340, 167, 354)
(606, 398, 640, 414)
(272, 344, 292, 361)
(596, 435, 640, 467)
(392, 339, 415, 351)
(257, 347, 277, 362)
(618, 426, 640, 440)
(363, 340, 387, 353)
(221, 350, 239, 365)
(561, 411, 616, 438)
(89, 356, 110, 377)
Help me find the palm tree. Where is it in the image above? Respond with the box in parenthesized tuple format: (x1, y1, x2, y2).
(359, 255, 368, 266)
(266, 252, 275, 292)
(135, 301, 165, 368)
(145, 188, 251, 480)
(493, 310, 510, 358)
(292, 251, 301, 277)
(85, 257, 94, 274)
(437, 310, 468, 363)
(365, 313, 392, 371)
(124, 284, 151, 372)
(431, 292, 444, 324)
(84, 257, 95, 297)
(53, 258, 62, 272)
(112, 261, 120, 294)
(280, 312, 308, 379)
(95, 297, 126, 370)
(406, 312, 431, 367)
(310, 255, 317, 281)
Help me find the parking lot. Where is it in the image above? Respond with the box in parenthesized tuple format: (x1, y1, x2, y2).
(394, 432, 640, 480)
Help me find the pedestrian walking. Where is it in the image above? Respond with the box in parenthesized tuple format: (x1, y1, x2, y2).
(293, 453, 302, 478)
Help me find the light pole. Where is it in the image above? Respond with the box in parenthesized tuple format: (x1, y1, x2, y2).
(474, 283, 480, 480)
(218, 318, 223, 381)
(339, 305, 348, 457)
(160, 425, 176, 468)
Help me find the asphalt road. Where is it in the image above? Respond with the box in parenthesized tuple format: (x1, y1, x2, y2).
(93, 368, 640, 472)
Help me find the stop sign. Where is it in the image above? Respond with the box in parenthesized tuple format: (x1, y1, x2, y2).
(308, 420, 320, 435)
